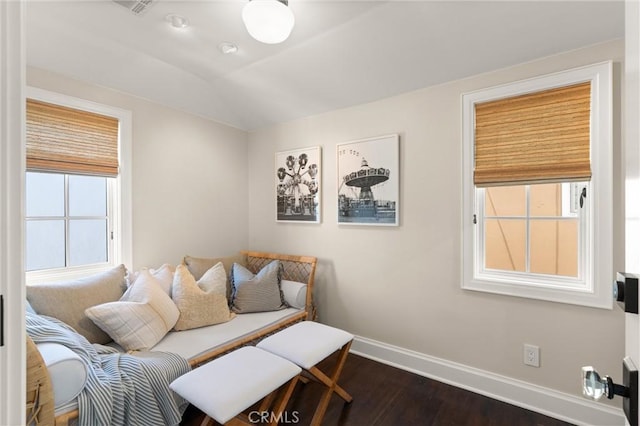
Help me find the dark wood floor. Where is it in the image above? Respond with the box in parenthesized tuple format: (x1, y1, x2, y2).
(180, 352, 574, 426)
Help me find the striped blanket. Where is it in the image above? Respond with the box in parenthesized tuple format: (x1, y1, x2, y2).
(26, 311, 191, 426)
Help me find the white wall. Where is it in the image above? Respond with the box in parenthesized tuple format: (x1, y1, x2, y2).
(24, 39, 627, 421)
(247, 40, 626, 402)
(27, 67, 250, 269)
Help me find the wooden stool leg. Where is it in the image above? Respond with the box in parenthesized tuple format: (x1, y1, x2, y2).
(309, 340, 353, 426)
(268, 376, 299, 426)
(199, 416, 214, 426)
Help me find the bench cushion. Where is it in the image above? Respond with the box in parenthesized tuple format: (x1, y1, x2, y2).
(169, 346, 301, 424)
(150, 308, 303, 361)
(257, 321, 354, 369)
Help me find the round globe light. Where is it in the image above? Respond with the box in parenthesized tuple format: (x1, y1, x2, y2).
(242, 0, 295, 44)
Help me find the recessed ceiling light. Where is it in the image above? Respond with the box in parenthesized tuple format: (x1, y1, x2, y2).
(165, 14, 189, 29)
(218, 42, 239, 55)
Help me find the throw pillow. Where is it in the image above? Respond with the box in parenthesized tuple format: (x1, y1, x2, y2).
(280, 280, 308, 309)
(127, 264, 175, 296)
(172, 263, 235, 331)
(183, 253, 247, 299)
(85, 269, 180, 351)
(230, 260, 287, 313)
(27, 265, 127, 344)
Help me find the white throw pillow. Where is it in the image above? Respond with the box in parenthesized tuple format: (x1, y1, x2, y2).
(280, 280, 307, 309)
(127, 263, 175, 296)
(85, 269, 179, 350)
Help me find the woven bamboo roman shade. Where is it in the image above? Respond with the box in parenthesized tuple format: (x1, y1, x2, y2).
(26, 99, 119, 176)
(474, 82, 591, 186)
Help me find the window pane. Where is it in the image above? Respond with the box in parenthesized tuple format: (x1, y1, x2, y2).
(26, 172, 64, 217)
(530, 183, 562, 217)
(69, 219, 108, 266)
(485, 186, 526, 217)
(25, 220, 65, 271)
(69, 175, 107, 216)
(484, 219, 526, 272)
(530, 219, 579, 277)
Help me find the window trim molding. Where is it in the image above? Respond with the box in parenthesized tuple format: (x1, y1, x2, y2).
(25, 87, 132, 284)
(461, 61, 613, 309)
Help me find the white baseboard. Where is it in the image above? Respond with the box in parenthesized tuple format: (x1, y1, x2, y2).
(350, 336, 624, 426)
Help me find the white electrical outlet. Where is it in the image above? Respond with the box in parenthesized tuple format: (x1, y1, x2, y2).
(524, 344, 540, 367)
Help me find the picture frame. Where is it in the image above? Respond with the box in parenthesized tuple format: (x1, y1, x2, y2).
(337, 134, 399, 226)
(275, 146, 321, 223)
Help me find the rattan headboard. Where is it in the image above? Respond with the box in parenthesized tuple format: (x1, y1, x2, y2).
(241, 250, 317, 320)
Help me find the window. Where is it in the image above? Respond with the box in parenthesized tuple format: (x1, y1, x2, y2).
(25, 88, 132, 284)
(25, 172, 112, 271)
(480, 182, 587, 281)
(462, 62, 613, 308)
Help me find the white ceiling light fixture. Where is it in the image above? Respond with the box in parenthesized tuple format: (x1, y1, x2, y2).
(242, 0, 295, 44)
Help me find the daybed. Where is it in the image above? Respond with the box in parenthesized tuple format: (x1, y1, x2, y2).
(25, 250, 317, 426)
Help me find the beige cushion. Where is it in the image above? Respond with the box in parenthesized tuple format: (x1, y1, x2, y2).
(183, 253, 246, 299)
(172, 263, 235, 331)
(27, 265, 127, 344)
(85, 270, 180, 351)
(231, 260, 287, 313)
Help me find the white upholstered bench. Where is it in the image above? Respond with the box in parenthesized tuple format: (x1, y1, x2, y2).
(257, 321, 354, 426)
(170, 346, 301, 425)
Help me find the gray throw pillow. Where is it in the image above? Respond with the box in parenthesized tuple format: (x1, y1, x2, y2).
(230, 260, 287, 313)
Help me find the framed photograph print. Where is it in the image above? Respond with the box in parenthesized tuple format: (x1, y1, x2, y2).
(275, 146, 321, 223)
(337, 134, 399, 226)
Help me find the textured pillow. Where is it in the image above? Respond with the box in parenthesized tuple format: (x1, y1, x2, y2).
(172, 263, 235, 331)
(230, 260, 287, 313)
(85, 270, 180, 350)
(27, 265, 127, 344)
(127, 264, 175, 296)
(183, 253, 247, 299)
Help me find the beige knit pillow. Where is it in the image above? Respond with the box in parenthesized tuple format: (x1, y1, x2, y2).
(172, 263, 235, 331)
(183, 253, 247, 300)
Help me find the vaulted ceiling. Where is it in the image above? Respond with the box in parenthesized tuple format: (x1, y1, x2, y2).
(26, 1, 624, 131)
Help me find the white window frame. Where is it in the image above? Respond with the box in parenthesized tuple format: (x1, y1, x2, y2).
(25, 87, 132, 284)
(461, 62, 613, 309)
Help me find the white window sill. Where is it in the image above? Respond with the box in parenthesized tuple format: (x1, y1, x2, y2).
(463, 277, 613, 309)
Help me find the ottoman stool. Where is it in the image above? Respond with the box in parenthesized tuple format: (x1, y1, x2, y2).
(170, 346, 301, 425)
(257, 321, 354, 426)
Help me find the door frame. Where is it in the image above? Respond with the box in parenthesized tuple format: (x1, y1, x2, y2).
(0, 1, 26, 425)
(626, 0, 640, 425)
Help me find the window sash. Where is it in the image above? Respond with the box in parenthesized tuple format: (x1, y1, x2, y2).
(24, 172, 113, 272)
(26, 98, 119, 177)
(477, 184, 587, 283)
